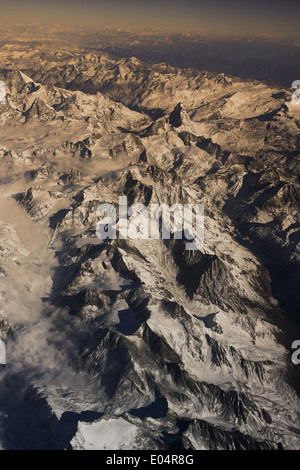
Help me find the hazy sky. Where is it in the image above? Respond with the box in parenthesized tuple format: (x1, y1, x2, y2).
(1, 0, 299, 39)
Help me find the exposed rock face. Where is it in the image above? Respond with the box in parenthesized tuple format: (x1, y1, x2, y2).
(169, 103, 183, 128)
(0, 49, 299, 450)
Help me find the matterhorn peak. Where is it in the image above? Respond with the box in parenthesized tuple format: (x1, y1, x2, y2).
(169, 102, 195, 133)
(169, 102, 183, 127)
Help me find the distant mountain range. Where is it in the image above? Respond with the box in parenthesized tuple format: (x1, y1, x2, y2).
(0, 25, 299, 86)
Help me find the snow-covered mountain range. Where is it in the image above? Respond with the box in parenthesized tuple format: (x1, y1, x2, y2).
(0, 48, 299, 450)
